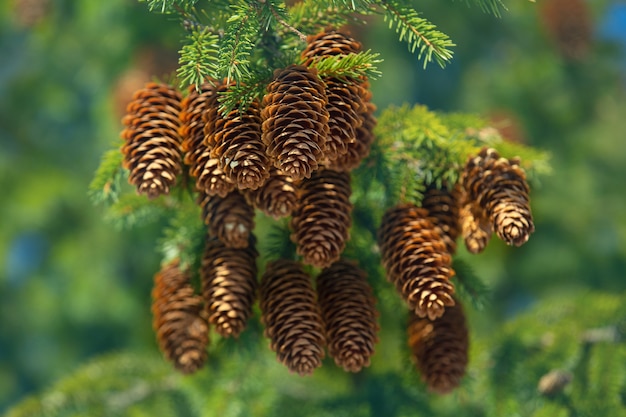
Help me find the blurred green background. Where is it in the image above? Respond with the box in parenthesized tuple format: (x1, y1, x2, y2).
(1, 0, 626, 415)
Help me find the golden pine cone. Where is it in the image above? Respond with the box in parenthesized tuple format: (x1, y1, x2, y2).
(260, 259, 326, 376)
(316, 259, 379, 372)
(378, 204, 455, 320)
(462, 147, 534, 247)
(301, 30, 363, 66)
(200, 236, 258, 338)
(408, 300, 469, 394)
(151, 259, 209, 374)
(243, 167, 298, 219)
(198, 190, 254, 248)
(540, 0, 592, 61)
(290, 169, 352, 268)
(460, 199, 492, 254)
(212, 98, 270, 190)
(421, 184, 462, 255)
(261, 65, 330, 181)
(179, 82, 235, 197)
(121, 82, 183, 198)
(202, 80, 227, 147)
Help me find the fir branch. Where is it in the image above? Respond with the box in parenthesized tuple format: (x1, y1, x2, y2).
(88, 148, 124, 205)
(177, 29, 220, 88)
(158, 202, 205, 272)
(452, 257, 490, 310)
(218, 2, 260, 83)
(378, 0, 454, 68)
(288, 0, 369, 35)
(308, 50, 382, 81)
(453, 0, 505, 17)
(258, 0, 307, 41)
(329, 0, 376, 12)
(105, 193, 176, 230)
(217, 63, 274, 116)
(141, 0, 198, 14)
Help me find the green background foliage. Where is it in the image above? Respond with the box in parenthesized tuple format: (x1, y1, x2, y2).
(2, 0, 626, 415)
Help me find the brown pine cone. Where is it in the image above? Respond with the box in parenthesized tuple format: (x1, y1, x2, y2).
(212, 98, 270, 190)
(408, 300, 469, 394)
(180, 82, 235, 197)
(121, 82, 183, 198)
(260, 259, 326, 376)
(243, 167, 298, 219)
(200, 236, 258, 338)
(462, 147, 534, 247)
(316, 259, 379, 372)
(421, 184, 462, 255)
(198, 190, 254, 248)
(261, 65, 330, 181)
(290, 169, 352, 268)
(460, 199, 492, 254)
(151, 259, 209, 374)
(378, 204, 455, 320)
(301, 30, 363, 66)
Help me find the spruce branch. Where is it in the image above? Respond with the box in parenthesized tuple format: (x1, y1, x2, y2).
(105, 193, 176, 230)
(89, 149, 124, 205)
(307, 50, 382, 80)
(258, 0, 307, 41)
(452, 258, 490, 310)
(141, 0, 198, 14)
(454, 0, 505, 17)
(158, 202, 205, 271)
(378, 0, 454, 68)
(218, 2, 259, 83)
(177, 29, 220, 88)
(288, 0, 369, 35)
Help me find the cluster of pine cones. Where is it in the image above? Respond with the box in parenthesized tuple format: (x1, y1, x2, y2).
(121, 29, 534, 394)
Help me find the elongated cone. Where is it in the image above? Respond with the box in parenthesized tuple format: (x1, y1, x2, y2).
(180, 82, 235, 197)
(243, 167, 298, 219)
(121, 82, 183, 198)
(378, 204, 455, 320)
(212, 98, 270, 190)
(201, 236, 258, 338)
(291, 169, 352, 268)
(421, 184, 462, 255)
(198, 190, 254, 249)
(151, 259, 209, 374)
(261, 65, 330, 181)
(317, 259, 379, 372)
(460, 199, 492, 254)
(462, 147, 534, 247)
(260, 259, 326, 376)
(408, 300, 469, 394)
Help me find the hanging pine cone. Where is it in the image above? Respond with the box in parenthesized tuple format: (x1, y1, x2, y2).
(462, 147, 534, 247)
(540, 0, 592, 61)
(378, 204, 455, 321)
(151, 259, 209, 374)
(243, 167, 298, 219)
(301, 30, 363, 65)
(290, 169, 352, 268)
(460, 199, 492, 254)
(421, 184, 462, 255)
(260, 259, 326, 376)
(212, 98, 270, 190)
(326, 95, 376, 171)
(316, 259, 379, 372)
(198, 190, 254, 248)
(200, 236, 258, 338)
(407, 300, 469, 394)
(121, 82, 183, 198)
(261, 65, 330, 181)
(180, 82, 235, 197)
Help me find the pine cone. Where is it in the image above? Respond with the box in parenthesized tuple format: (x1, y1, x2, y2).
(421, 184, 462, 255)
(261, 65, 330, 181)
(460, 199, 492, 254)
(201, 236, 258, 338)
(291, 169, 352, 268)
(151, 259, 209, 374)
(540, 0, 592, 61)
(408, 301, 469, 394)
(316, 259, 379, 372)
(212, 98, 270, 190)
(378, 204, 455, 320)
(301, 30, 363, 66)
(260, 259, 326, 376)
(198, 190, 254, 248)
(462, 147, 534, 247)
(180, 82, 235, 197)
(121, 82, 183, 198)
(243, 167, 298, 219)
